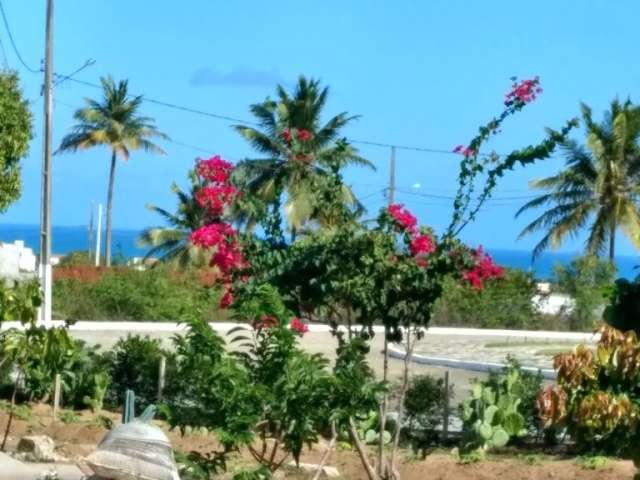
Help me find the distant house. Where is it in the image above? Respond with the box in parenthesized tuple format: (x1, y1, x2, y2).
(533, 282, 574, 315)
(0, 240, 37, 281)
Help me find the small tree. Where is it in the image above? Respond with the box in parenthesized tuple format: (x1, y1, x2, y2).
(0, 71, 32, 212)
(554, 255, 616, 331)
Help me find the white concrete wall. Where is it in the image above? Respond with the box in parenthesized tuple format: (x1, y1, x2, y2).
(0, 241, 37, 281)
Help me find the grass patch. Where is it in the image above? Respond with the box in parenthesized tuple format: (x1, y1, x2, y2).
(517, 453, 544, 466)
(534, 348, 572, 357)
(484, 340, 577, 349)
(576, 455, 610, 470)
(0, 400, 33, 421)
(58, 409, 81, 424)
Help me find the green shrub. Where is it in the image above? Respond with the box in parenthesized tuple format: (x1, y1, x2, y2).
(101, 334, 177, 412)
(53, 266, 224, 321)
(554, 255, 615, 331)
(164, 285, 343, 475)
(0, 279, 41, 324)
(432, 269, 544, 330)
(404, 374, 452, 452)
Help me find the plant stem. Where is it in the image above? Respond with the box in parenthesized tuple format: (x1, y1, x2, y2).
(378, 326, 389, 478)
(312, 422, 337, 480)
(1, 371, 21, 451)
(349, 416, 380, 480)
(390, 327, 416, 474)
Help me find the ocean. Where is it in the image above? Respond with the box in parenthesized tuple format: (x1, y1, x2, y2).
(0, 223, 638, 280)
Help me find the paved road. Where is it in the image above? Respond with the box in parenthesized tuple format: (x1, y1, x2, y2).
(68, 327, 496, 402)
(5, 322, 581, 401)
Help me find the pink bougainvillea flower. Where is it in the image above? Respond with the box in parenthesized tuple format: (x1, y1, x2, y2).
(410, 233, 436, 257)
(504, 77, 542, 107)
(195, 184, 238, 217)
(219, 284, 234, 308)
(463, 246, 504, 290)
(388, 204, 418, 233)
(297, 129, 313, 142)
(196, 156, 234, 183)
(190, 223, 237, 249)
(290, 317, 309, 335)
(453, 145, 475, 158)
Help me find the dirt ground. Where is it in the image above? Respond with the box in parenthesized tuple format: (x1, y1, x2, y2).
(0, 404, 637, 479)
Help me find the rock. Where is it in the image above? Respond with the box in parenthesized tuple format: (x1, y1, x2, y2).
(287, 461, 340, 478)
(16, 435, 66, 463)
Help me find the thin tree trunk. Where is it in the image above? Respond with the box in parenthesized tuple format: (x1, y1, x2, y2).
(378, 327, 389, 478)
(1, 372, 21, 452)
(609, 222, 616, 262)
(105, 150, 117, 267)
(390, 327, 417, 477)
(312, 422, 337, 480)
(349, 417, 380, 480)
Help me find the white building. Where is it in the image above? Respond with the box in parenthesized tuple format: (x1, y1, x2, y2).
(0, 240, 37, 282)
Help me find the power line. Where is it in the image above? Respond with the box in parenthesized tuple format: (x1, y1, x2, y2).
(0, 0, 39, 73)
(55, 76, 564, 161)
(396, 188, 539, 203)
(57, 76, 260, 125)
(53, 59, 95, 87)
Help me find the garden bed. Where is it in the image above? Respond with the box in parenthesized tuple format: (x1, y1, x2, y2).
(0, 404, 635, 479)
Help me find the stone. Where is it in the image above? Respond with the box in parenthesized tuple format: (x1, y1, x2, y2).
(16, 435, 64, 463)
(287, 461, 340, 478)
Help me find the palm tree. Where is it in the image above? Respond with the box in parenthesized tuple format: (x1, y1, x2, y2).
(516, 99, 640, 261)
(57, 76, 168, 266)
(234, 76, 373, 238)
(138, 175, 207, 267)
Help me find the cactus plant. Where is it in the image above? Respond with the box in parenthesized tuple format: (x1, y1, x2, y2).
(461, 369, 529, 453)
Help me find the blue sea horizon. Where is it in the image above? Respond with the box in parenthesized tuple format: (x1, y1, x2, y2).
(1, 223, 638, 280)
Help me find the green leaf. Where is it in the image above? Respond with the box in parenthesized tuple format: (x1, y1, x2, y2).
(490, 427, 509, 448)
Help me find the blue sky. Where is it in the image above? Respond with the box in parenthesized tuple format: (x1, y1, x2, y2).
(1, 0, 640, 255)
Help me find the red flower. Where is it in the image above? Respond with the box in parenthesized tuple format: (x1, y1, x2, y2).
(504, 77, 542, 107)
(211, 242, 245, 273)
(463, 246, 504, 290)
(297, 129, 313, 142)
(219, 284, 234, 308)
(409, 233, 436, 257)
(282, 129, 292, 143)
(190, 223, 237, 249)
(388, 204, 418, 233)
(195, 184, 238, 217)
(196, 156, 234, 183)
(415, 257, 429, 268)
(453, 145, 475, 158)
(290, 317, 309, 335)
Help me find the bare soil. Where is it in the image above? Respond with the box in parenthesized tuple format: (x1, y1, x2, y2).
(0, 404, 636, 479)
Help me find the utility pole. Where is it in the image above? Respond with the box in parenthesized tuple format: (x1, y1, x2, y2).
(95, 204, 102, 267)
(388, 146, 396, 205)
(39, 0, 54, 326)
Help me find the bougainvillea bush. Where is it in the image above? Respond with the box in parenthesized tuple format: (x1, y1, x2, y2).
(538, 325, 640, 463)
(168, 75, 579, 480)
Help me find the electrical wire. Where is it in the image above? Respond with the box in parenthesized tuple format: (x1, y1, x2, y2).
(0, 0, 39, 73)
(55, 76, 564, 162)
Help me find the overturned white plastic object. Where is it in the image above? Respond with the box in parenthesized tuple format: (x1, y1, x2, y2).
(85, 420, 180, 480)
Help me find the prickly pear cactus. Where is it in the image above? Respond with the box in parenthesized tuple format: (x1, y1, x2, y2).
(461, 375, 528, 453)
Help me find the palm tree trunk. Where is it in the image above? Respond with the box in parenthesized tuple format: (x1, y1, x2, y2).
(609, 222, 616, 262)
(105, 150, 117, 267)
